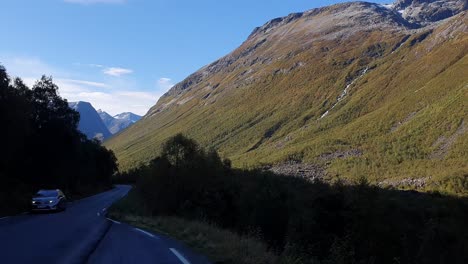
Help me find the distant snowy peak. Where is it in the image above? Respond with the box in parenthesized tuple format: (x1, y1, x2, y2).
(113, 112, 141, 123)
(69, 101, 111, 141)
(69, 103, 142, 139)
(68, 101, 81, 110)
(97, 110, 142, 134)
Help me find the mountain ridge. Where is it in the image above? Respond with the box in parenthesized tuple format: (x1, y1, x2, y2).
(97, 109, 142, 135)
(151, 0, 466, 112)
(69, 101, 111, 141)
(152, 1, 415, 108)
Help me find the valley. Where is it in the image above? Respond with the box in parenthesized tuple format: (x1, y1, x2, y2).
(1, 1, 467, 263)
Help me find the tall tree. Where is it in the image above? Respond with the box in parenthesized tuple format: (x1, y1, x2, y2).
(0, 65, 118, 214)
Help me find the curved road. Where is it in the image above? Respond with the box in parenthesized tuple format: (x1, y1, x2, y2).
(0, 185, 210, 264)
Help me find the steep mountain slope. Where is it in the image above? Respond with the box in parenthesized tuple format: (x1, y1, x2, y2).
(69, 101, 111, 141)
(105, 1, 467, 191)
(97, 110, 115, 129)
(97, 110, 141, 134)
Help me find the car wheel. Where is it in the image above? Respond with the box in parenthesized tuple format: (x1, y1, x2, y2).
(58, 201, 66, 212)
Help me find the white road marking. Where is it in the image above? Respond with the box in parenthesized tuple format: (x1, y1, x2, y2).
(169, 248, 191, 264)
(106, 218, 121, 224)
(134, 228, 156, 238)
(0, 216, 9, 220)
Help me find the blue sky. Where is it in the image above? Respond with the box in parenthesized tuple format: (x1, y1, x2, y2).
(1, 0, 388, 115)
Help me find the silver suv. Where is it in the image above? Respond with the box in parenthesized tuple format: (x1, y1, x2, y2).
(31, 189, 67, 212)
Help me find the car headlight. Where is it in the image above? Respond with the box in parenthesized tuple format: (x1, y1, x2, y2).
(32, 201, 36, 204)
(49, 200, 54, 204)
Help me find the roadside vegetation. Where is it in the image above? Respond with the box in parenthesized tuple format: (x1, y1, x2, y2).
(0, 65, 118, 216)
(110, 200, 278, 264)
(110, 134, 468, 264)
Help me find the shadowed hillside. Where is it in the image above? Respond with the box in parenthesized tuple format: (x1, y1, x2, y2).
(111, 134, 468, 264)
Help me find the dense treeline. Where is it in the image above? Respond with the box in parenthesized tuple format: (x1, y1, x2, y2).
(121, 134, 468, 264)
(0, 65, 118, 214)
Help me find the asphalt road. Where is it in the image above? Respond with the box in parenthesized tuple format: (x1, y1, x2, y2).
(0, 185, 210, 264)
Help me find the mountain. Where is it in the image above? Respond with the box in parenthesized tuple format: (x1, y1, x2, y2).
(69, 101, 112, 141)
(392, 0, 467, 25)
(114, 112, 141, 123)
(97, 110, 115, 129)
(97, 110, 142, 134)
(105, 0, 467, 191)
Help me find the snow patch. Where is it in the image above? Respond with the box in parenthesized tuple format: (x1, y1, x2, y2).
(320, 110, 330, 119)
(319, 67, 369, 119)
(381, 4, 394, 9)
(391, 42, 405, 54)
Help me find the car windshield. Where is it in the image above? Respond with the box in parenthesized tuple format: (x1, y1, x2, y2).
(35, 190, 58, 197)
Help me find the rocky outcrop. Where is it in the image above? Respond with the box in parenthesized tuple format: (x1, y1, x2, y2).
(378, 177, 431, 188)
(393, 0, 467, 25)
(267, 161, 326, 181)
(430, 120, 467, 159)
(249, 12, 304, 38)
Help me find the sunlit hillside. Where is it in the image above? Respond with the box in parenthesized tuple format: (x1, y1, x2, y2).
(106, 2, 468, 194)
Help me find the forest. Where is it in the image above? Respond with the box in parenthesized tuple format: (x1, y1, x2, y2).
(112, 134, 468, 264)
(0, 65, 118, 215)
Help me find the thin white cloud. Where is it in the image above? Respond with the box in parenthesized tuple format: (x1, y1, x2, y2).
(58, 79, 109, 88)
(73, 62, 104, 68)
(88, 64, 104, 68)
(61, 81, 158, 115)
(64, 0, 126, 5)
(2, 55, 157, 115)
(157, 77, 174, 91)
(63, 90, 161, 116)
(103, 67, 133, 77)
